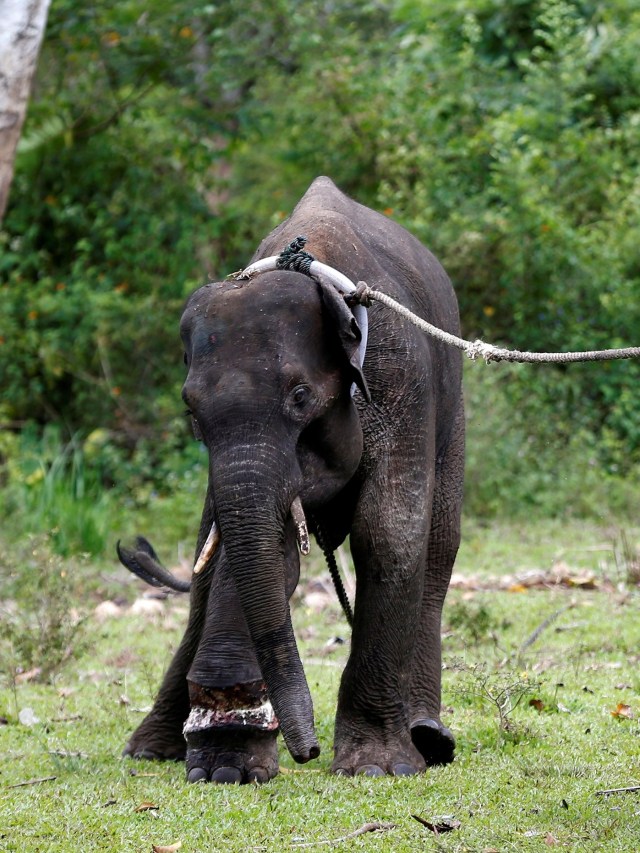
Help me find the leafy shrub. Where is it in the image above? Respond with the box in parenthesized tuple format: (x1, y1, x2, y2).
(0, 537, 87, 682)
(464, 361, 640, 519)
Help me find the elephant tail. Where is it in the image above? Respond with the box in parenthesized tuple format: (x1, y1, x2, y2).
(116, 536, 191, 593)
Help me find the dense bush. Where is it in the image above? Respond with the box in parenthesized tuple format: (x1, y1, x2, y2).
(1, 0, 639, 541)
(376, 0, 640, 472)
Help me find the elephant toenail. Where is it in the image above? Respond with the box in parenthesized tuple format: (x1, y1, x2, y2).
(356, 764, 385, 777)
(187, 767, 208, 783)
(411, 718, 456, 765)
(392, 763, 416, 776)
(211, 766, 242, 784)
(333, 767, 351, 777)
(246, 766, 270, 783)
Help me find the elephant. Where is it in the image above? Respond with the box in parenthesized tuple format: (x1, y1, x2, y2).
(117, 176, 464, 783)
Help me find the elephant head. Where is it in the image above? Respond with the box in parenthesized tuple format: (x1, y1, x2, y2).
(179, 270, 369, 762)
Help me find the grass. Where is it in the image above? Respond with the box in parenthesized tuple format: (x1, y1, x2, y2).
(1, 520, 639, 852)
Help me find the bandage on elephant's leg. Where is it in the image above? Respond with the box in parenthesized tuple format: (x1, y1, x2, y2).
(184, 680, 279, 783)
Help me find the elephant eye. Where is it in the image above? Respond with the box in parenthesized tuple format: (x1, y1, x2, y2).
(291, 385, 311, 407)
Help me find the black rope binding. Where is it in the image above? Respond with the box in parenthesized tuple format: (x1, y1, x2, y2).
(312, 518, 354, 628)
(345, 281, 373, 309)
(276, 235, 315, 275)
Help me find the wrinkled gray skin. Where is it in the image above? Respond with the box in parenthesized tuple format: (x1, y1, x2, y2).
(122, 177, 464, 783)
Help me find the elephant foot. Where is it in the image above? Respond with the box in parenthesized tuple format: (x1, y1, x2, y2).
(183, 679, 280, 783)
(332, 730, 426, 778)
(411, 717, 455, 766)
(123, 713, 187, 762)
(185, 728, 279, 784)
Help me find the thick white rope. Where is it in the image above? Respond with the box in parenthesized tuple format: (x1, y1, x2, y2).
(235, 257, 639, 365)
(358, 285, 640, 364)
(238, 257, 368, 367)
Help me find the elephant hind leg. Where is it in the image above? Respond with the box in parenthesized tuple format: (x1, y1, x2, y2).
(122, 567, 212, 762)
(122, 631, 193, 762)
(410, 399, 464, 765)
(332, 435, 435, 777)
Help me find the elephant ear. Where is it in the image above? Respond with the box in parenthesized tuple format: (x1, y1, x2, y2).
(317, 280, 371, 403)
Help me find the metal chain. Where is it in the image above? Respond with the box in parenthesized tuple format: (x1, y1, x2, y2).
(353, 283, 640, 364)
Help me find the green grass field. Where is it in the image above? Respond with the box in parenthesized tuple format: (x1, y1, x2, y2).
(1, 520, 639, 852)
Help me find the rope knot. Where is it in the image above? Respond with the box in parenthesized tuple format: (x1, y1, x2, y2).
(467, 339, 499, 362)
(345, 280, 373, 308)
(276, 235, 315, 275)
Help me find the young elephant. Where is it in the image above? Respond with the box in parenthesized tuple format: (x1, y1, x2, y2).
(118, 176, 464, 783)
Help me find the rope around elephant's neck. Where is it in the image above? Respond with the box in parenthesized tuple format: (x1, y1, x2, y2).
(349, 283, 640, 365)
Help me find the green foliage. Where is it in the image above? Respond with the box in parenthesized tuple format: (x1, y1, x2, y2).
(0, 427, 113, 555)
(463, 360, 640, 519)
(1, 0, 216, 436)
(377, 0, 640, 472)
(2, 0, 639, 535)
(446, 599, 508, 644)
(451, 661, 540, 744)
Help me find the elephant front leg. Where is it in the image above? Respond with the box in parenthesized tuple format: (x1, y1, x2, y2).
(183, 535, 302, 784)
(331, 449, 436, 777)
(123, 490, 217, 761)
(184, 680, 279, 783)
(123, 563, 216, 761)
(123, 649, 190, 762)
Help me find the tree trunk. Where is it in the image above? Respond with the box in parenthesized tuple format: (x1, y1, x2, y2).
(0, 0, 51, 223)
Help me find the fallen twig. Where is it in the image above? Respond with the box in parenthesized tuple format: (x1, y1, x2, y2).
(7, 776, 56, 789)
(518, 604, 574, 657)
(48, 750, 88, 759)
(252, 821, 395, 850)
(595, 785, 640, 796)
(52, 713, 83, 723)
(412, 814, 461, 834)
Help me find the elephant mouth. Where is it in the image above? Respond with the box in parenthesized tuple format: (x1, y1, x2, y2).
(192, 496, 310, 575)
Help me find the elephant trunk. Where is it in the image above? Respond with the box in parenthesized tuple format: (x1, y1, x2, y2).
(211, 447, 319, 763)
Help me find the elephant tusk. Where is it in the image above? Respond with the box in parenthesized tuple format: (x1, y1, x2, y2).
(193, 522, 221, 574)
(291, 497, 310, 556)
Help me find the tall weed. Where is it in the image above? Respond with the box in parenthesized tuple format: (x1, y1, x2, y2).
(0, 426, 111, 555)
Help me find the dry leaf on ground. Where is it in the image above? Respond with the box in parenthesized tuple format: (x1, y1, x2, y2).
(610, 703, 634, 719)
(134, 801, 159, 812)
